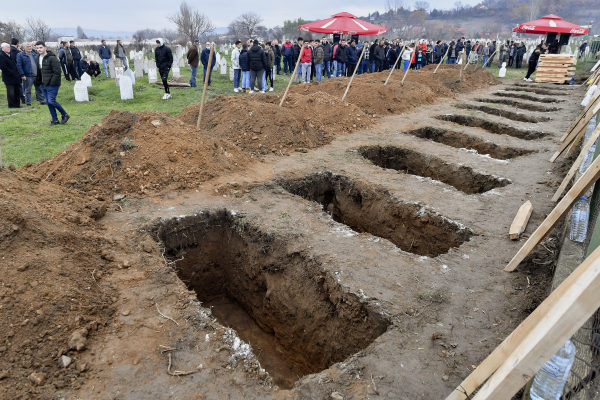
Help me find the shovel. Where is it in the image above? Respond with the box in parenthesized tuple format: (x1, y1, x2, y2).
(456, 49, 466, 83)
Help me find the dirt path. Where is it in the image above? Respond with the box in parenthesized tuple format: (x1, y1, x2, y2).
(0, 77, 581, 400)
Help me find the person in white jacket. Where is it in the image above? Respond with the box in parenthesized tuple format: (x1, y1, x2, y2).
(231, 40, 242, 92)
(402, 45, 413, 71)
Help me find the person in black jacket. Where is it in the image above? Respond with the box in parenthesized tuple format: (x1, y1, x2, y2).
(0, 42, 21, 108)
(35, 41, 69, 125)
(334, 40, 348, 77)
(272, 39, 282, 74)
(201, 41, 217, 85)
(69, 41, 83, 78)
(387, 45, 398, 70)
(85, 58, 101, 78)
(373, 41, 385, 72)
(580, 41, 588, 59)
(247, 40, 267, 92)
(525, 44, 547, 81)
(10, 38, 20, 60)
(60, 41, 79, 81)
(292, 38, 304, 83)
(155, 39, 173, 99)
(321, 37, 332, 79)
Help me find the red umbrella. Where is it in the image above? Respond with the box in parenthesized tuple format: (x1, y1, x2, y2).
(512, 14, 588, 36)
(299, 12, 388, 35)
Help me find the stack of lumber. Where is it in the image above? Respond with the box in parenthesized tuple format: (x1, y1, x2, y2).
(535, 54, 576, 83)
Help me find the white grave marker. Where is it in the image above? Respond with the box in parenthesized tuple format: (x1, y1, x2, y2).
(119, 76, 134, 100)
(74, 81, 89, 102)
(81, 72, 92, 87)
(124, 68, 136, 85)
(172, 62, 181, 77)
(148, 60, 157, 83)
(220, 57, 227, 74)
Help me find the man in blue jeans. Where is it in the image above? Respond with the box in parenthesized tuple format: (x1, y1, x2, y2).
(35, 41, 69, 126)
(321, 37, 332, 79)
(281, 38, 293, 74)
(358, 41, 370, 74)
(334, 40, 347, 77)
(201, 42, 216, 85)
(98, 40, 111, 77)
(186, 39, 200, 87)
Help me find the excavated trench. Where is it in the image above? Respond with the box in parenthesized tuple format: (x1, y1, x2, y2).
(358, 145, 511, 194)
(506, 87, 570, 96)
(493, 91, 565, 103)
(435, 114, 547, 140)
(455, 103, 551, 123)
(157, 210, 390, 389)
(401, 127, 534, 160)
(279, 172, 474, 257)
(474, 98, 561, 112)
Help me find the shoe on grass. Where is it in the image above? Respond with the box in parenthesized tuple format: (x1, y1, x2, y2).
(49, 120, 60, 126)
(60, 114, 70, 124)
(269, 87, 273, 91)
(249, 90, 254, 93)
(234, 88, 239, 92)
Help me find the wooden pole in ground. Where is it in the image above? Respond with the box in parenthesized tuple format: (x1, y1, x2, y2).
(446, 244, 600, 400)
(472, 246, 600, 400)
(401, 41, 420, 86)
(279, 47, 304, 107)
(341, 45, 365, 101)
(561, 89, 600, 142)
(434, 43, 450, 74)
(550, 100, 600, 162)
(384, 44, 408, 85)
(482, 49, 498, 69)
(504, 155, 600, 272)
(463, 50, 475, 71)
(196, 43, 214, 129)
(552, 126, 600, 202)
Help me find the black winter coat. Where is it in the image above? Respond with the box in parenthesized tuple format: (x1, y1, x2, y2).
(335, 45, 348, 63)
(322, 42, 332, 61)
(36, 51, 62, 87)
(155, 45, 173, 70)
(70, 46, 82, 61)
(247, 45, 267, 71)
(293, 44, 302, 63)
(387, 49, 398, 67)
(0, 51, 21, 85)
(373, 45, 385, 62)
(88, 62, 101, 75)
(239, 50, 249, 72)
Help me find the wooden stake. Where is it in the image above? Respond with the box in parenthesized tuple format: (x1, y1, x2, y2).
(342, 44, 365, 101)
(434, 43, 450, 74)
(560, 90, 600, 143)
(279, 47, 304, 107)
(482, 49, 498, 69)
(196, 43, 214, 129)
(509, 201, 533, 240)
(463, 51, 475, 71)
(384, 44, 408, 85)
(401, 40, 420, 86)
(446, 245, 600, 400)
(550, 101, 600, 162)
(504, 155, 600, 272)
(552, 126, 600, 202)
(473, 246, 600, 400)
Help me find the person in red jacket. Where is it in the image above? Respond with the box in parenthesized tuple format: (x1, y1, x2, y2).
(300, 42, 312, 83)
(417, 40, 427, 56)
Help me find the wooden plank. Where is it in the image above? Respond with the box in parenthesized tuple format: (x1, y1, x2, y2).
(565, 125, 587, 158)
(551, 101, 600, 162)
(504, 155, 600, 272)
(445, 245, 600, 400)
(561, 91, 600, 142)
(473, 246, 600, 400)
(509, 201, 533, 240)
(537, 67, 577, 72)
(552, 126, 600, 202)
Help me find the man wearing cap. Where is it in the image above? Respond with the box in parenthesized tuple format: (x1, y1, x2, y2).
(187, 39, 200, 87)
(201, 41, 216, 85)
(155, 39, 173, 99)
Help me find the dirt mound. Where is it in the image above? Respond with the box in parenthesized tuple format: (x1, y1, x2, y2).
(0, 168, 115, 398)
(26, 110, 249, 195)
(178, 95, 330, 155)
(417, 64, 502, 92)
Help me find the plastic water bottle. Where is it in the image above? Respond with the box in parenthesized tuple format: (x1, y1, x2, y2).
(585, 117, 597, 142)
(530, 340, 576, 400)
(579, 145, 596, 174)
(569, 197, 590, 242)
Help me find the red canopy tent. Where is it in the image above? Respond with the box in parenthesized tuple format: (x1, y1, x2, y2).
(299, 12, 388, 36)
(512, 14, 588, 36)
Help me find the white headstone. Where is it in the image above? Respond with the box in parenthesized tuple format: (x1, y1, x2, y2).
(220, 57, 227, 74)
(176, 45, 183, 60)
(130, 50, 136, 60)
(119, 76, 134, 100)
(109, 58, 116, 78)
(115, 65, 124, 86)
(134, 58, 143, 78)
(224, 49, 228, 55)
(172, 62, 181, 77)
(148, 60, 157, 83)
(124, 68, 136, 85)
(178, 58, 185, 68)
(81, 72, 92, 87)
(74, 81, 89, 102)
(213, 53, 220, 71)
(229, 66, 234, 81)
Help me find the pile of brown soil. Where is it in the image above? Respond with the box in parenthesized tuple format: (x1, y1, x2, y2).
(178, 95, 331, 155)
(0, 168, 115, 398)
(415, 64, 502, 93)
(26, 110, 249, 196)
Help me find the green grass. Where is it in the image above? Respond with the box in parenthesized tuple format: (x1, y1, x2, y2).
(478, 55, 588, 81)
(0, 60, 290, 167)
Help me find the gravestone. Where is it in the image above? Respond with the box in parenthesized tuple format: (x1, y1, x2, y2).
(172, 62, 181, 77)
(81, 72, 92, 87)
(130, 50, 136, 60)
(179, 58, 185, 68)
(124, 68, 136, 85)
(148, 60, 157, 83)
(213, 53, 220, 72)
(224, 49, 228, 55)
(143, 57, 149, 73)
(229, 66, 234, 81)
(74, 81, 89, 102)
(220, 57, 227, 74)
(272, 66, 276, 81)
(109, 58, 116, 79)
(176, 45, 183, 61)
(115, 59, 124, 86)
(119, 76, 134, 100)
(134, 58, 143, 78)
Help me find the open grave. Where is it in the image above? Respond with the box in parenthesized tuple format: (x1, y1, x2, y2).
(492, 91, 565, 103)
(435, 114, 547, 140)
(157, 210, 390, 389)
(400, 126, 535, 160)
(455, 103, 552, 123)
(473, 98, 561, 112)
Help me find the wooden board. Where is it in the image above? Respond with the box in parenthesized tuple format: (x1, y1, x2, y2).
(536, 72, 575, 77)
(561, 91, 600, 142)
(551, 100, 600, 162)
(504, 155, 600, 272)
(537, 67, 576, 72)
(509, 201, 533, 239)
(535, 78, 569, 83)
(445, 245, 600, 400)
(539, 62, 577, 66)
(472, 247, 600, 400)
(552, 126, 600, 202)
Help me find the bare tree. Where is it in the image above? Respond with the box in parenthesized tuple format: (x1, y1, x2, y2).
(413, 1, 430, 12)
(233, 12, 263, 38)
(167, 1, 215, 43)
(25, 17, 54, 42)
(228, 21, 242, 39)
(76, 26, 88, 39)
(0, 20, 25, 43)
(528, 0, 543, 21)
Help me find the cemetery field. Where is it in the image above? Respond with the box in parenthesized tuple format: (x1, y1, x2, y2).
(0, 66, 290, 167)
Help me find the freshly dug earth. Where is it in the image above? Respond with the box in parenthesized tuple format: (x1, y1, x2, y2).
(26, 110, 249, 196)
(177, 93, 372, 155)
(0, 168, 116, 399)
(414, 64, 502, 93)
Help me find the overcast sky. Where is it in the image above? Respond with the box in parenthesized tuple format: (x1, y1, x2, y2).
(4, 0, 480, 32)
